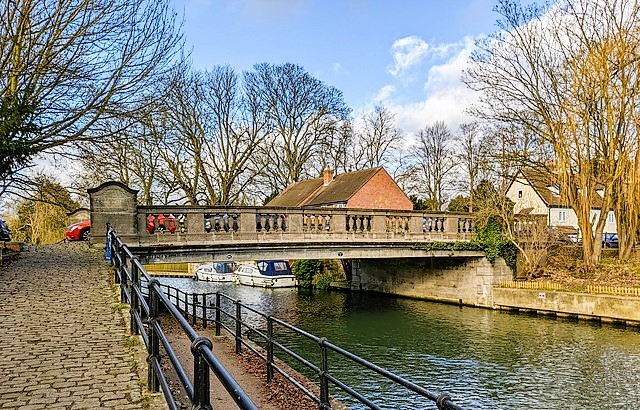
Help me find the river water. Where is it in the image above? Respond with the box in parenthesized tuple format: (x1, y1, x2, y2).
(159, 277, 640, 410)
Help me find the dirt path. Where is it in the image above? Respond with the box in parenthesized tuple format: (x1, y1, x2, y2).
(161, 316, 318, 410)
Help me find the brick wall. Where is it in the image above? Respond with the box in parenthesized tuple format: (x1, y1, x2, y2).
(347, 169, 413, 210)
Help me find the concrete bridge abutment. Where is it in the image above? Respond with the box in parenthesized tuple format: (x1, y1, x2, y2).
(351, 256, 513, 307)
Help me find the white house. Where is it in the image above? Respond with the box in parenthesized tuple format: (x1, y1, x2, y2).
(505, 170, 617, 238)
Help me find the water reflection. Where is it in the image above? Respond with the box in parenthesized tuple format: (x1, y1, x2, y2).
(159, 277, 640, 409)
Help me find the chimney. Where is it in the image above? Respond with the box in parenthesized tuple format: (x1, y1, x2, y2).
(323, 165, 333, 186)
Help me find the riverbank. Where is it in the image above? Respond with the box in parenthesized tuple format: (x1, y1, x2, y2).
(159, 315, 321, 410)
(493, 285, 640, 327)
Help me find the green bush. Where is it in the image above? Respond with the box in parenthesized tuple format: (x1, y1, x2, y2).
(292, 259, 345, 289)
(412, 217, 517, 272)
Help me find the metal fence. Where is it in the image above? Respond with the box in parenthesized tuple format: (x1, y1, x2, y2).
(108, 225, 258, 410)
(109, 225, 465, 410)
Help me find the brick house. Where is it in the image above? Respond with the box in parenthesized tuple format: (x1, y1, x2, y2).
(267, 166, 413, 210)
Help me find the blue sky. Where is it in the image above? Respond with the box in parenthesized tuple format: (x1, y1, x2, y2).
(172, 0, 503, 132)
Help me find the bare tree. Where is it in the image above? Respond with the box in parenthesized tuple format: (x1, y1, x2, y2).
(323, 120, 356, 175)
(464, 0, 640, 266)
(201, 66, 267, 205)
(247, 63, 350, 194)
(356, 105, 403, 169)
(455, 122, 494, 211)
(0, 0, 182, 196)
(409, 121, 458, 211)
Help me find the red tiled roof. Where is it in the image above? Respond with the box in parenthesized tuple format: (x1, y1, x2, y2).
(266, 167, 383, 207)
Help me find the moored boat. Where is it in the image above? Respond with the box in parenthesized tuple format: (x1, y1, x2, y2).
(234, 260, 297, 288)
(194, 262, 236, 282)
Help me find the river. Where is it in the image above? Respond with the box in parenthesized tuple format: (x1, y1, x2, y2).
(159, 277, 640, 410)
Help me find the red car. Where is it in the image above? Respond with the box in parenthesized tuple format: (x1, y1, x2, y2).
(66, 220, 91, 241)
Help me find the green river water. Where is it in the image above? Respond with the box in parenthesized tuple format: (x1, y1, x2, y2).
(159, 278, 640, 409)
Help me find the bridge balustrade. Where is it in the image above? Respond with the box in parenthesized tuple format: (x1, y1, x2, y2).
(136, 206, 475, 244)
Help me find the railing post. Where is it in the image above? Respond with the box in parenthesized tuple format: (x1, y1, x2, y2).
(266, 316, 274, 382)
(192, 293, 197, 326)
(319, 337, 330, 409)
(191, 336, 213, 410)
(202, 294, 208, 329)
(215, 293, 221, 336)
(120, 247, 128, 303)
(235, 300, 242, 354)
(105, 224, 112, 263)
(147, 280, 160, 392)
(130, 258, 139, 335)
(113, 240, 121, 285)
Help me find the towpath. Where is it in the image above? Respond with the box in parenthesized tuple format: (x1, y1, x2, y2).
(0, 243, 164, 409)
(0, 243, 316, 410)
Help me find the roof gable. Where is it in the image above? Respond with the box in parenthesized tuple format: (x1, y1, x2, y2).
(266, 167, 394, 207)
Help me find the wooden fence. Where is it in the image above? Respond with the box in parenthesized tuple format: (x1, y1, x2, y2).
(496, 281, 640, 296)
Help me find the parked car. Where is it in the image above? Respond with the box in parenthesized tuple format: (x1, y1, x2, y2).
(602, 233, 619, 248)
(0, 219, 11, 241)
(66, 220, 91, 241)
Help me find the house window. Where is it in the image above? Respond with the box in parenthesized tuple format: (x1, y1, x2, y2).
(608, 212, 615, 223)
(517, 190, 523, 199)
(558, 210, 566, 222)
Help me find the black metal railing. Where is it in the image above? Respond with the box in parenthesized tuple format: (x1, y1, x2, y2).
(109, 225, 466, 410)
(107, 224, 258, 410)
(140, 284, 466, 409)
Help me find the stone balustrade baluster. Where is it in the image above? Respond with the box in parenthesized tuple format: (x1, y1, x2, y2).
(204, 213, 212, 233)
(232, 214, 239, 232)
(264, 214, 271, 232)
(222, 213, 230, 232)
(255, 213, 262, 232)
(214, 213, 221, 232)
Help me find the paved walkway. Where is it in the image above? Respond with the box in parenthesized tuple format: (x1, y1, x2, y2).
(0, 243, 164, 410)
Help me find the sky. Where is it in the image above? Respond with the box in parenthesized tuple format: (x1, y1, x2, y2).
(169, 0, 503, 134)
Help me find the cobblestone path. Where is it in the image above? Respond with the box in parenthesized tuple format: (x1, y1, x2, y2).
(0, 243, 163, 409)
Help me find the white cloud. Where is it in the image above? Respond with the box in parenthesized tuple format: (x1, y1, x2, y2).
(373, 85, 395, 103)
(388, 35, 429, 77)
(386, 36, 480, 134)
(332, 62, 342, 72)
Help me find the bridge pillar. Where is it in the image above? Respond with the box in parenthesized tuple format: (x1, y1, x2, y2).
(353, 256, 513, 307)
(88, 182, 139, 246)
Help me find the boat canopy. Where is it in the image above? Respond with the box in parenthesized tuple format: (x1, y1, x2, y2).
(212, 262, 235, 273)
(256, 260, 293, 276)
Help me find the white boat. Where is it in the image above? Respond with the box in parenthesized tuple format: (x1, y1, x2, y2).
(234, 260, 298, 288)
(194, 262, 236, 282)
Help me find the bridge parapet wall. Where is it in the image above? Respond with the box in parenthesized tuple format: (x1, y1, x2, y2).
(88, 181, 477, 246)
(135, 205, 476, 245)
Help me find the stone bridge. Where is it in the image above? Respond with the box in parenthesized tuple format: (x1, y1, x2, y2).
(88, 182, 513, 307)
